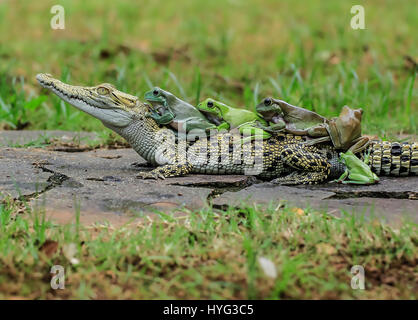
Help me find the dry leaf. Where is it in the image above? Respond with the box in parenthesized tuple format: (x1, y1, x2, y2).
(39, 239, 59, 258)
(291, 207, 305, 216)
(316, 243, 337, 255)
(63, 243, 80, 265)
(257, 257, 277, 279)
(329, 53, 340, 65)
(283, 228, 294, 240)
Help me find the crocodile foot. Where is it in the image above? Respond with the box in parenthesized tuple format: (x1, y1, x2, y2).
(271, 171, 328, 185)
(136, 171, 166, 180)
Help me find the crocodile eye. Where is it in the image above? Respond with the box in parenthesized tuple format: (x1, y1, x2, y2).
(97, 87, 110, 95)
(207, 101, 214, 108)
(264, 98, 272, 106)
(153, 89, 159, 96)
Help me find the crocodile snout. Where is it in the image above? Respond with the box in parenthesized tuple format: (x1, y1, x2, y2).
(36, 73, 54, 86)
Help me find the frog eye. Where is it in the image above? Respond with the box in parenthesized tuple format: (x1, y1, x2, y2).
(97, 87, 110, 95)
(153, 89, 160, 96)
(264, 98, 272, 106)
(207, 100, 214, 108)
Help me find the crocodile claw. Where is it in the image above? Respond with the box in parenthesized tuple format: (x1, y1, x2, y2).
(136, 171, 166, 180)
(270, 178, 299, 185)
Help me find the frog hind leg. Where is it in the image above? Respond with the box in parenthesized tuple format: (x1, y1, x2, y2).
(335, 169, 379, 185)
(239, 125, 271, 144)
(182, 118, 216, 133)
(240, 133, 271, 145)
(304, 136, 332, 146)
(216, 122, 230, 131)
(259, 121, 287, 133)
(340, 173, 379, 185)
(272, 144, 331, 185)
(348, 136, 370, 154)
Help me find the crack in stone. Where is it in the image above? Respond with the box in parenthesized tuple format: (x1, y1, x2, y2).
(206, 180, 262, 204)
(328, 191, 417, 200)
(16, 166, 70, 201)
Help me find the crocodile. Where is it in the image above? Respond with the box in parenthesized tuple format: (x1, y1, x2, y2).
(36, 74, 418, 185)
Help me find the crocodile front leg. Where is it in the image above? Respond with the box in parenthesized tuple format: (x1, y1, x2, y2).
(272, 171, 330, 185)
(272, 144, 331, 185)
(136, 163, 192, 180)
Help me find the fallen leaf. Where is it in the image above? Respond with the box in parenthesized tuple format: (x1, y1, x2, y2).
(282, 228, 294, 240)
(381, 276, 396, 285)
(99, 49, 112, 59)
(63, 243, 80, 265)
(39, 239, 59, 258)
(152, 51, 171, 65)
(329, 53, 340, 65)
(403, 55, 417, 71)
(257, 256, 277, 279)
(316, 243, 337, 255)
(291, 207, 305, 216)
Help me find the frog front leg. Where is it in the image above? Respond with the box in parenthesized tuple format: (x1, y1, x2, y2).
(336, 169, 348, 182)
(255, 121, 286, 133)
(147, 108, 176, 125)
(338, 172, 379, 185)
(184, 118, 217, 133)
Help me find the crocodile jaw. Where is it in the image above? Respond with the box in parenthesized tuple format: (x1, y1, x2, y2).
(36, 73, 134, 127)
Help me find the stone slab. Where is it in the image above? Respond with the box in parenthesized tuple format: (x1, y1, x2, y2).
(0, 130, 98, 147)
(212, 182, 335, 207)
(213, 180, 418, 225)
(0, 148, 52, 199)
(1, 143, 417, 226)
(294, 177, 417, 200)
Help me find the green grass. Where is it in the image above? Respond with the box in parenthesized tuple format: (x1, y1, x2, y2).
(0, 0, 416, 136)
(0, 0, 417, 300)
(0, 198, 416, 299)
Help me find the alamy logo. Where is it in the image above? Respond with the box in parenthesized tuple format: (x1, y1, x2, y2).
(50, 265, 65, 289)
(50, 5, 65, 30)
(351, 265, 365, 289)
(350, 5, 365, 30)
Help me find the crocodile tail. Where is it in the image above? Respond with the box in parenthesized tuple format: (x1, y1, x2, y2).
(368, 141, 418, 176)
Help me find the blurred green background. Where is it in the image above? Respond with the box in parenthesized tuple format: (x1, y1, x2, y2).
(0, 0, 416, 137)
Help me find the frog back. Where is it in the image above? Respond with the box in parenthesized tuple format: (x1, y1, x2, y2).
(222, 107, 259, 128)
(272, 99, 327, 129)
(168, 98, 215, 130)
